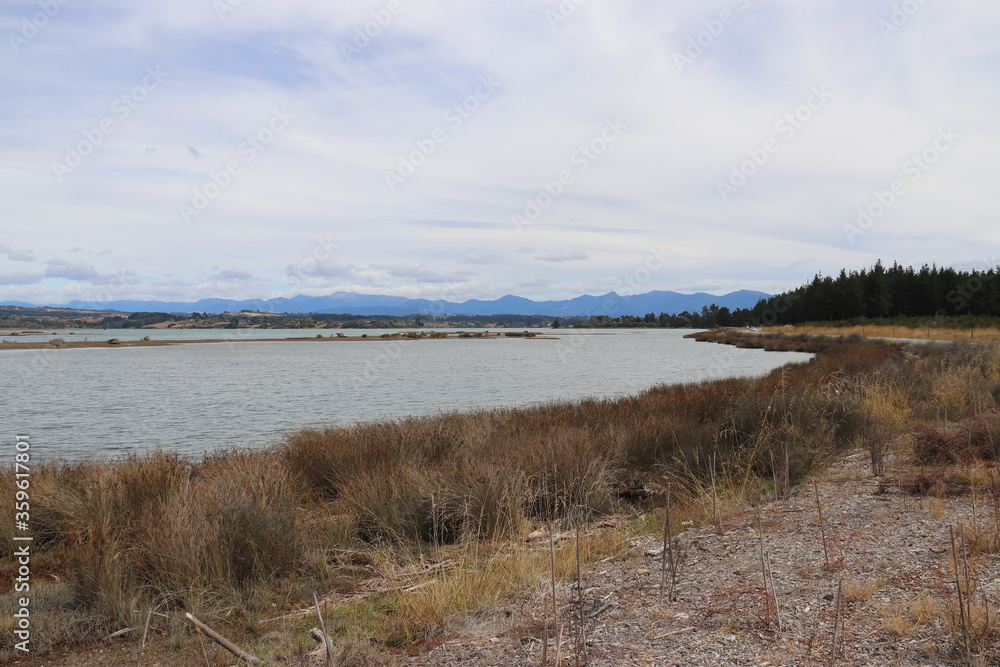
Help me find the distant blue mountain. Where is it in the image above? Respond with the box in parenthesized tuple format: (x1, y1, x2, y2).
(7, 289, 770, 317)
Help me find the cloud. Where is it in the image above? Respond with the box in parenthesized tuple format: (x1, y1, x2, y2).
(44, 258, 101, 281)
(285, 260, 360, 280)
(516, 278, 555, 291)
(0, 272, 44, 286)
(370, 264, 471, 284)
(208, 268, 254, 281)
(44, 259, 139, 286)
(2, 249, 36, 262)
(1, 2, 996, 304)
(463, 253, 499, 265)
(535, 251, 589, 263)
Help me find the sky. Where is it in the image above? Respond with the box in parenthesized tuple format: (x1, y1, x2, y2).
(1, 0, 998, 307)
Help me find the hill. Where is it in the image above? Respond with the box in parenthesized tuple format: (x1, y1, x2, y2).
(4, 289, 769, 317)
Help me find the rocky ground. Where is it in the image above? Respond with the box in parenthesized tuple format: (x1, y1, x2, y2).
(404, 450, 999, 667)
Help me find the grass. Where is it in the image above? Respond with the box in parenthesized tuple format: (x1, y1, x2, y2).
(842, 579, 879, 602)
(784, 322, 1000, 344)
(2, 331, 998, 662)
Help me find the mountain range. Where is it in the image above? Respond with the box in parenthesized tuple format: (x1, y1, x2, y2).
(3, 290, 770, 317)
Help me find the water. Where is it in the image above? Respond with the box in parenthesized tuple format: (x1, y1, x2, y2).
(1, 328, 811, 460)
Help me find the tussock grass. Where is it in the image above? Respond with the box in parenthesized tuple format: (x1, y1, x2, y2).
(842, 579, 879, 602)
(4, 332, 999, 660)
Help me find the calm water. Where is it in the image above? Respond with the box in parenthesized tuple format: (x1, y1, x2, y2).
(1, 328, 811, 460)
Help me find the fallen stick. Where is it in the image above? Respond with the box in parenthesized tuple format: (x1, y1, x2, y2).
(814, 480, 830, 569)
(184, 613, 261, 665)
(766, 552, 783, 632)
(660, 484, 673, 604)
(585, 603, 614, 619)
(135, 608, 152, 667)
(830, 581, 843, 666)
(314, 592, 336, 667)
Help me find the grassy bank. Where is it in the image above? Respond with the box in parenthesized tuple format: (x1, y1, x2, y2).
(781, 321, 1000, 343)
(2, 332, 998, 663)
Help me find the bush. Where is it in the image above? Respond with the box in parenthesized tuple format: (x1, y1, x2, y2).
(913, 416, 1000, 465)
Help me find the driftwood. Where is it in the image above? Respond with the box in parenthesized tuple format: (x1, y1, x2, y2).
(184, 613, 261, 665)
(262, 559, 458, 624)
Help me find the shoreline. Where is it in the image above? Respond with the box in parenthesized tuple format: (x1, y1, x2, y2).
(0, 330, 557, 351)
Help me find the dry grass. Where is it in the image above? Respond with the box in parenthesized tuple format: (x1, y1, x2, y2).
(782, 323, 1000, 344)
(931, 498, 949, 520)
(881, 607, 915, 637)
(842, 579, 879, 602)
(910, 592, 939, 624)
(3, 333, 999, 661)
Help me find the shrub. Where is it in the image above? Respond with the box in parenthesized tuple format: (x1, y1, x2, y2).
(913, 416, 1000, 465)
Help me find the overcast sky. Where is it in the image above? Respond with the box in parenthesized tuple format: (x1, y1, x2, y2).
(1, 1, 997, 306)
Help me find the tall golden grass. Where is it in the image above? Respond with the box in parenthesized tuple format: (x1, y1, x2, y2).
(2, 332, 998, 660)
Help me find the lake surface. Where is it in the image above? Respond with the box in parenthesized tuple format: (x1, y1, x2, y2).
(2, 328, 811, 460)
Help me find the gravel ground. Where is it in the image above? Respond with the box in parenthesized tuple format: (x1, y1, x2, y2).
(405, 450, 999, 666)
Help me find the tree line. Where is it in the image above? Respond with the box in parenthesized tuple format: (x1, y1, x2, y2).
(573, 262, 1000, 329)
(745, 261, 1000, 326)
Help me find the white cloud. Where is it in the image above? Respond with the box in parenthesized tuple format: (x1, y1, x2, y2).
(207, 268, 254, 281)
(0, 272, 44, 286)
(4, 249, 36, 262)
(535, 251, 589, 263)
(44, 258, 102, 282)
(0, 0, 997, 305)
